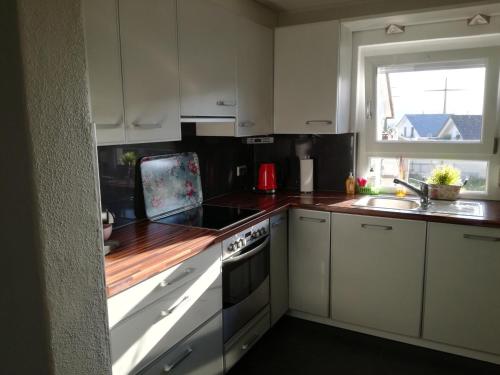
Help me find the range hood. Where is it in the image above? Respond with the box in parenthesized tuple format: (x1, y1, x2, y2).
(181, 116, 238, 137)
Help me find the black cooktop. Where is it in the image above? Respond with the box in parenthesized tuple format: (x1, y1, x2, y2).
(153, 204, 262, 230)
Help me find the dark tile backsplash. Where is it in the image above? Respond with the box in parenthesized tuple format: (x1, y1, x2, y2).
(253, 133, 356, 192)
(97, 127, 356, 225)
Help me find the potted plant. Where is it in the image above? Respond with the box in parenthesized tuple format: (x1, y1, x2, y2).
(426, 165, 465, 200)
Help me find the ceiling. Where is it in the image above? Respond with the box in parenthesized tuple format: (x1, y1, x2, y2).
(256, 0, 368, 12)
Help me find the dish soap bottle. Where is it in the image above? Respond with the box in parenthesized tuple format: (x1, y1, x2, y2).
(345, 172, 356, 195)
(367, 167, 379, 194)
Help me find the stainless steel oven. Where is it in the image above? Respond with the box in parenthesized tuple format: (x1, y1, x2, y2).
(222, 219, 270, 343)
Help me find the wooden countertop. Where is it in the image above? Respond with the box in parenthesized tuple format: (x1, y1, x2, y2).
(105, 191, 500, 298)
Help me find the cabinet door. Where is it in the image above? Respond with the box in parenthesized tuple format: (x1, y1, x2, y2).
(423, 223, 500, 354)
(270, 212, 288, 325)
(236, 17, 274, 137)
(83, 0, 125, 145)
(178, 0, 237, 117)
(289, 209, 331, 317)
(274, 20, 339, 134)
(331, 214, 426, 337)
(140, 313, 223, 375)
(119, 0, 181, 143)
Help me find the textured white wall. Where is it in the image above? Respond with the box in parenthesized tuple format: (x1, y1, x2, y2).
(10, 0, 111, 373)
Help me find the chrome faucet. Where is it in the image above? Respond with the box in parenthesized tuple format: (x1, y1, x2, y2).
(393, 178, 430, 209)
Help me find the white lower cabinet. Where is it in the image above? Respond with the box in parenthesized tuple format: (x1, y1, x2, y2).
(289, 209, 331, 317)
(270, 212, 289, 325)
(140, 313, 223, 375)
(224, 306, 270, 372)
(331, 214, 426, 337)
(109, 243, 222, 375)
(423, 222, 500, 355)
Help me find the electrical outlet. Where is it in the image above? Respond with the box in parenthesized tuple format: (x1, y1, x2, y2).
(236, 165, 247, 177)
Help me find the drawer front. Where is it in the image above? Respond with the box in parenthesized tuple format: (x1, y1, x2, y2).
(111, 258, 222, 375)
(140, 313, 223, 375)
(224, 307, 270, 372)
(108, 243, 222, 328)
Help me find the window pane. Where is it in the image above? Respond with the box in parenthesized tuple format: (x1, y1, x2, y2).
(369, 158, 488, 192)
(376, 64, 485, 143)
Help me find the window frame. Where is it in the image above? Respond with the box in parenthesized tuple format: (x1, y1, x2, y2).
(364, 47, 499, 155)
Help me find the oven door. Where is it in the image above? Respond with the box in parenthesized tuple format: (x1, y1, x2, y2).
(222, 235, 270, 342)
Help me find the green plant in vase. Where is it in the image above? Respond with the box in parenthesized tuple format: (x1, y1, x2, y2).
(426, 165, 463, 200)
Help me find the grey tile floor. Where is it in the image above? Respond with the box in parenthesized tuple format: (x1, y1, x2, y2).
(229, 316, 500, 375)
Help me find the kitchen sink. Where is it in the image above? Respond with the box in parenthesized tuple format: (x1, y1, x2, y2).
(352, 196, 421, 211)
(351, 195, 485, 217)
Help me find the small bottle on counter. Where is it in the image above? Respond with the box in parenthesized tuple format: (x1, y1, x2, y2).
(345, 171, 356, 195)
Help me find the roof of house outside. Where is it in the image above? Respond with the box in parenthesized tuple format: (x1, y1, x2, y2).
(403, 114, 450, 138)
(449, 115, 482, 140)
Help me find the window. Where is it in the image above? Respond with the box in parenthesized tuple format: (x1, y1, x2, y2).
(370, 157, 488, 193)
(375, 63, 486, 143)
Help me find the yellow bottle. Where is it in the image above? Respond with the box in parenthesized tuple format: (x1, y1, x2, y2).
(346, 172, 356, 195)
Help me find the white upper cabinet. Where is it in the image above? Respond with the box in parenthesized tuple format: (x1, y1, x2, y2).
(236, 17, 274, 137)
(178, 0, 237, 117)
(274, 20, 351, 134)
(83, 0, 126, 145)
(423, 222, 500, 355)
(119, 0, 181, 143)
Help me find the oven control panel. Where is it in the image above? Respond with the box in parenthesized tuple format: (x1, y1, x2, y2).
(222, 219, 270, 260)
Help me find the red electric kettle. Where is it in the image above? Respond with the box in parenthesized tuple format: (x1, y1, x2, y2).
(257, 163, 277, 194)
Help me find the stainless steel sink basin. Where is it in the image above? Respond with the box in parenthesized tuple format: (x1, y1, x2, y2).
(351, 196, 485, 217)
(352, 196, 421, 211)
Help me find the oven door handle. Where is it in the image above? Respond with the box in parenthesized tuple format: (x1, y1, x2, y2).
(223, 236, 270, 264)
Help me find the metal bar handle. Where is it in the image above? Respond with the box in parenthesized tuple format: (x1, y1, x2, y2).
(163, 347, 193, 373)
(160, 296, 189, 318)
(305, 120, 332, 125)
(271, 219, 285, 228)
(464, 234, 500, 242)
(132, 122, 162, 129)
(92, 122, 122, 129)
(223, 236, 270, 264)
(159, 268, 195, 288)
(216, 100, 236, 107)
(299, 216, 326, 223)
(241, 334, 260, 351)
(239, 121, 255, 128)
(361, 224, 393, 231)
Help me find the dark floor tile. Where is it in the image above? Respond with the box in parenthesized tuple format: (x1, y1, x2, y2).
(228, 316, 500, 375)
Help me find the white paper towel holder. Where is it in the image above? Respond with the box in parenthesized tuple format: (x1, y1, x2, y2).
(300, 158, 314, 194)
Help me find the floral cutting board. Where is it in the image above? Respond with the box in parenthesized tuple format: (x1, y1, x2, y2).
(140, 152, 203, 218)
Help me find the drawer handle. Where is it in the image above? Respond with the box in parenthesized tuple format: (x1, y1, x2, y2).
(216, 100, 236, 107)
(160, 296, 189, 318)
(132, 121, 161, 129)
(239, 121, 255, 128)
(299, 216, 326, 223)
(305, 120, 332, 125)
(463, 234, 500, 242)
(271, 219, 285, 228)
(159, 268, 195, 288)
(92, 121, 122, 129)
(241, 334, 260, 351)
(361, 224, 393, 231)
(163, 347, 193, 373)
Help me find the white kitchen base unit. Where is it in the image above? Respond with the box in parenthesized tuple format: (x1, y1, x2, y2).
(224, 306, 271, 372)
(331, 214, 426, 337)
(288, 310, 500, 366)
(289, 209, 331, 318)
(108, 243, 222, 375)
(423, 223, 500, 355)
(139, 312, 224, 375)
(270, 212, 289, 326)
